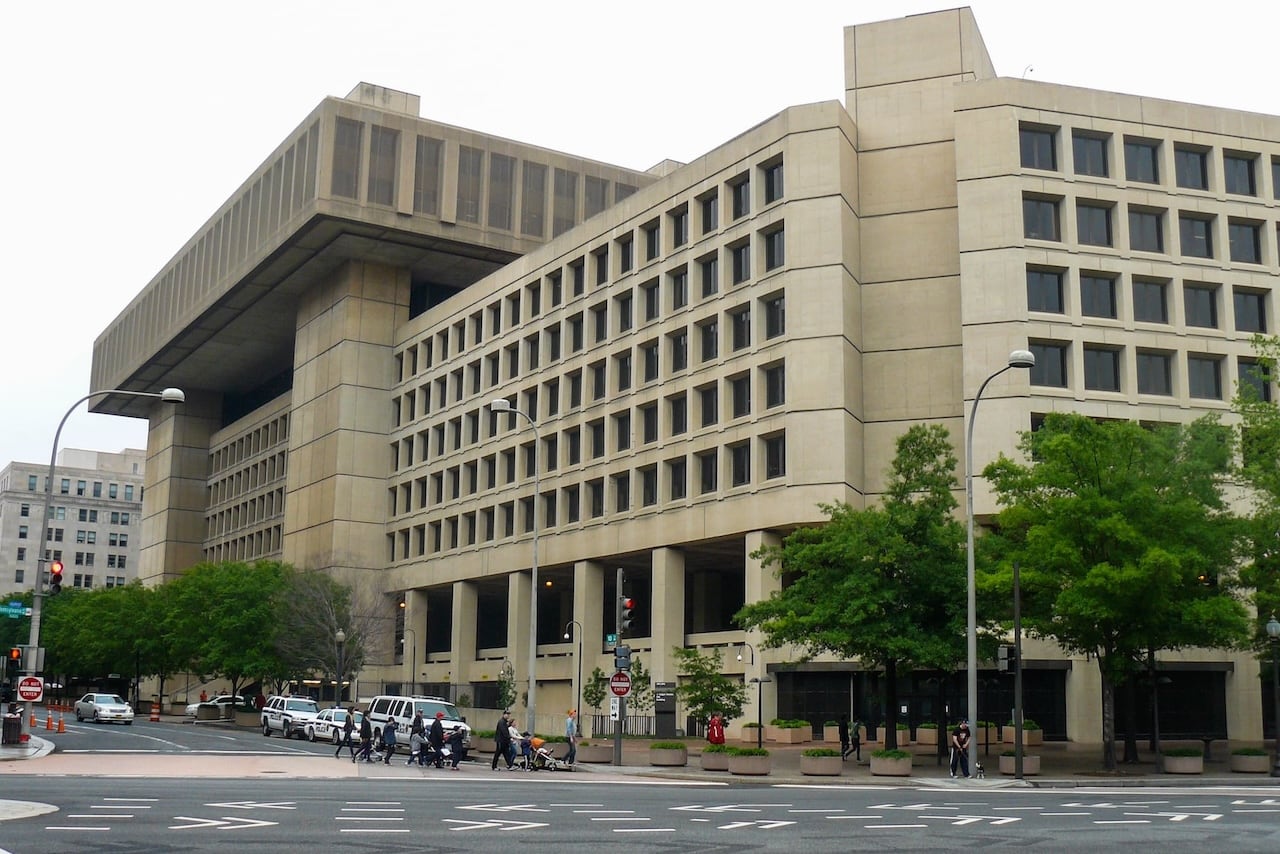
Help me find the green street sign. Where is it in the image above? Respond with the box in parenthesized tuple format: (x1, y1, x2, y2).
(606, 633, 618, 646)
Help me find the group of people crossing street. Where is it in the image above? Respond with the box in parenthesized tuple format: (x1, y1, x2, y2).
(333, 706, 462, 768)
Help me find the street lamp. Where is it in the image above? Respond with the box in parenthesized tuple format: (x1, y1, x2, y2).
(489, 397, 540, 736)
(748, 676, 772, 750)
(564, 620, 583, 737)
(335, 628, 346, 706)
(737, 642, 755, 665)
(1267, 614, 1280, 778)
(25, 386, 184, 740)
(402, 628, 417, 695)
(965, 350, 1034, 774)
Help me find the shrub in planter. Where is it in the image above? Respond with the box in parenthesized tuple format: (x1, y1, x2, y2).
(1002, 719, 1042, 746)
(649, 741, 689, 767)
(740, 722, 763, 744)
(870, 748, 913, 777)
(1161, 747, 1204, 774)
(1230, 747, 1270, 773)
(915, 722, 939, 745)
(800, 747, 843, 776)
(772, 719, 811, 743)
(997, 750, 1040, 775)
(575, 741, 615, 763)
(727, 746, 772, 776)
(823, 720, 841, 743)
(700, 742, 731, 771)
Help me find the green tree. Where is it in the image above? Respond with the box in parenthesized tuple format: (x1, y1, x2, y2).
(496, 660, 518, 711)
(1235, 334, 1280, 629)
(582, 666, 608, 714)
(981, 413, 1249, 770)
(673, 646, 747, 727)
(627, 656, 654, 713)
(736, 424, 968, 749)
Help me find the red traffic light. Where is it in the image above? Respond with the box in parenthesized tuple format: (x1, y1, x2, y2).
(50, 560, 63, 576)
(621, 597, 634, 609)
(7, 647, 19, 662)
(49, 559, 64, 594)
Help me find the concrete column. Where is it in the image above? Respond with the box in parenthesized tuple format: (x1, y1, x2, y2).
(573, 560, 604, 737)
(650, 547, 685, 683)
(451, 580, 479, 689)
(508, 570, 532, 714)
(403, 588, 428, 690)
(744, 530, 782, 729)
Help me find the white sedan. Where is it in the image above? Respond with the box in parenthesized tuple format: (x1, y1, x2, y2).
(306, 707, 362, 743)
(185, 694, 248, 717)
(75, 693, 135, 725)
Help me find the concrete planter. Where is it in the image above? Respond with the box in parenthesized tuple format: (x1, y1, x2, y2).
(800, 755, 843, 776)
(870, 754, 913, 777)
(1162, 754, 1204, 774)
(195, 705, 222, 721)
(234, 709, 260, 727)
(740, 727, 763, 745)
(769, 727, 809, 744)
(823, 725, 841, 743)
(915, 727, 939, 745)
(1002, 727, 1042, 746)
(576, 744, 614, 764)
(727, 754, 772, 776)
(998, 754, 1040, 775)
(700, 750, 730, 771)
(1229, 753, 1271, 773)
(472, 736, 496, 755)
(649, 747, 688, 767)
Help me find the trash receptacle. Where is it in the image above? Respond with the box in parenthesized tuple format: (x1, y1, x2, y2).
(2, 714, 21, 745)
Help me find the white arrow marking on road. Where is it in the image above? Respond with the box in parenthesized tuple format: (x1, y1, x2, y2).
(921, 814, 1022, 827)
(1231, 799, 1280, 806)
(671, 804, 766, 813)
(443, 818, 549, 831)
(205, 801, 297, 810)
(869, 803, 947, 811)
(170, 816, 278, 831)
(718, 820, 796, 830)
(458, 803, 550, 813)
(1124, 812, 1222, 822)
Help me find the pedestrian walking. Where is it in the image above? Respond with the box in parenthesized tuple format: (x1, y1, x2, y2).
(336, 707, 357, 758)
(950, 721, 972, 778)
(707, 712, 726, 746)
(444, 728, 465, 769)
(381, 721, 398, 764)
(428, 711, 446, 768)
(492, 709, 515, 770)
(354, 712, 374, 762)
(564, 709, 578, 765)
(408, 709, 427, 766)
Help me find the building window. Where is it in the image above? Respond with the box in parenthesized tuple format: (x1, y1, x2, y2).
(522, 161, 547, 237)
(1228, 219, 1262, 263)
(1137, 350, 1173, 395)
(1072, 131, 1109, 177)
(668, 457, 687, 500)
(1179, 214, 1214, 258)
(730, 306, 751, 351)
(699, 318, 718, 362)
(1083, 346, 1120, 392)
(731, 374, 751, 418)
(614, 411, 631, 452)
(1239, 359, 1273, 403)
(1234, 289, 1267, 332)
(698, 450, 718, 494)
(413, 135, 443, 214)
(1188, 355, 1222, 399)
(1133, 278, 1169, 323)
(701, 192, 718, 234)
(588, 479, 604, 518)
(1026, 268, 1064, 313)
(641, 466, 658, 507)
(617, 292, 633, 332)
(763, 159, 784, 203)
(670, 328, 688, 372)
(594, 246, 609, 285)
(571, 260, 585, 296)
(700, 255, 719, 297)
(1020, 125, 1057, 170)
(1128, 207, 1164, 252)
(1124, 138, 1160, 183)
(764, 227, 785, 271)
(699, 383, 718, 427)
(565, 485, 580, 523)
(568, 370, 583, 407)
(764, 433, 786, 479)
(641, 403, 658, 444)
(764, 363, 785, 408)
(1224, 152, 1257, 196)
(1023, 196, 1060, 240)
(731, 241, 751, 284)
(643, 281, 660, 321)
(589, 419, 606, 459)
(764, 294, 785, 339)
(670, 268, 688, 310)
(1076, 202, 1112, 246)
(617, 236, 634, 273)
(457, 145, 483, 223)
(487, 152, 515, 229)
(1184, 284, 1218, 328)
(670, 207, 689, 248)
(566, 428, 581, 465)
(612, 473, 630, 512)
(730, 442, 751, 487)
(616, 349, 632, 392)
(592, 303, 608, 342)
(1080, 273, 1117, 318)
(1174, 146, 1208, 190)
(641, 340, 659, 381)
(644, 222, 661, 261)
(1030, 342, 1068, 388)
(669, 393, 688, 436)
(731, 176, 750, 219)
(331, 117, 362, 199)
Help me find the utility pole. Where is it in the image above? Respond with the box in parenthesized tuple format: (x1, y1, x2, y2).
(612, 568, 627, 766)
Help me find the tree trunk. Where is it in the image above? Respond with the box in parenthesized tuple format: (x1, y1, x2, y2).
(1100, 666, 1117, 771)
(883, 659, 898, 750)
(1122, 673, 1139, 763)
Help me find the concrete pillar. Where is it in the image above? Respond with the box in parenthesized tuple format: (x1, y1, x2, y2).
(452, 580, 479, 690)
(650, 547, 685, 683)
(508, 570, 532, 714)
(573, 560, 604, 736)
(744, 530, 782, 729)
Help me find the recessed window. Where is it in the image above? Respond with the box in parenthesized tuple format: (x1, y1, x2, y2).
(1133, 278, 1169, 323)
(764, 227, 785, 271)
(615, 351, 632, 391)
(669, 393, 688, 435)
(764, 294, 785, 339)
(667, 457, 687, 500)
(1174, 146, 1208, 190)
(731, 175, 750, 219)
(1128, 207, 1164, 252)
(1072, 131, 1109, 177)
(1020, 125, 1057, 170)
(1228, 219, 1262, 263)
(589, 419, 606, 459)
(764, 363, 785, 408)
(763, 159, 784, 204)
(764, 433, 786, 479)
(616, 292, 633, 332)
(1179, 214, 1214, 258)
(642, 281, 660, 321)
(731, 241, 751, 284)
(1080, 273, 1117, 319)
(1234, 288, 1267, 332)
(614, 411, 631, 451)
(730, 306, 751, 351)
(697, 450, 718, 494)
(1023, 196, 1061, 241)
(699, 318, 718, 362)
(701, 193, 718, 234)
(588, 479, 604, 518)
(1136, 350, 1173, 395)
(700, 254, 719, 297)
(669, 267, 688, 310)
(1026, 268, 1064, 313)
(670, 207, 689, 248)
(594, 246, 609, 285)
(730, 374, 751, 418)
(1030, 342, 1068, 387)
(669, 328, 688, 372)
(641, 340, 659, 382)
(1187, 355, 1222, 399)
(641, 403, 658, 443)
(591, 360, 606, 399)
(1076, 202, 1112, 246)
(1272, 157, 1280, 200)
(1083, 346, 1120, 392)
(730, 442, 751, 487)
(1224, 152, 1257, 196)
(1124, 137, 1160, 183)
(1183, 284, 1218, 328)
(641, 466, 658, 507)
(592, 303, 608, 342)
(1239, 359, 1273, 403)
(617, 236, 633, 273)
(699, 384, 718, 427)
(643, 222, 661, 261)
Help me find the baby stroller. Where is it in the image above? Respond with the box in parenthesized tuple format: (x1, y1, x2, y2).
(513, 734, 563, 771)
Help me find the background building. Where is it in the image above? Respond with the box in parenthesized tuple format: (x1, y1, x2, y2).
(90, 8, 1276, 741)
(0, 449, 146, 597)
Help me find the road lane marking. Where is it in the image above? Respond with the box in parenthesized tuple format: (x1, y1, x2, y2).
(1095, 820, 1149, 824)
(613, 827, 674, 832)
(866, 824, 927, 829)
(46, 826, 111, 831)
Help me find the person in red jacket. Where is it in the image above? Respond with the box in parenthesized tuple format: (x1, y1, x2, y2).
(707, 712, 726, 745)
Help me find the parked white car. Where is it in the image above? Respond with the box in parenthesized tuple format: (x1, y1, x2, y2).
(307, 707, 362, 743)
(75, 693, 135, 725)
(185, 694, 248, 717)
(260, 695, 321, 739)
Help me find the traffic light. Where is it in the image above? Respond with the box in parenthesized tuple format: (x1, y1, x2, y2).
(49, 559, 63, 595)
(998, 644, 1016, 672)
(618, 596, 635, 635)
(614, 644, 632, 672)
(6, 647, 20, 678)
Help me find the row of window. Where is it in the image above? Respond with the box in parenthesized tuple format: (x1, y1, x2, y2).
(210, 414, 289, 476)
(401, 227, 785, 386)
(70, 530, 130, 547)
(8, 568, 126, 588)
(1026, 267, 1269, 332)
(1024, 194, 1277, 264)
(11, 505, 132, 526)
(1029, 342, 1270, 401)
(1021, 124, 1280, 198)
(23, 475, 137, 501)
(391, 362, 786, 512)
(389, 432, 786, 559)
(9, 545, 129, 570)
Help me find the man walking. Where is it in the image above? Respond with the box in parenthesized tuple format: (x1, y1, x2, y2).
(492, 710, 515, 770)
(336, 707, 357, 758)
(428, 711, 446, 768)
(354, 711, 374, 762)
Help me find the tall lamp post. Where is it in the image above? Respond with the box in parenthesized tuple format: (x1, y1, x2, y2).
(1267, 615, 1280, 778)
(564, 620, 583, 737)
(965, 350, 1034, 774)
(335, 628, 346, 706)
(402, 628, 417, 696)
(25, 386, 185, 740)
(489, 398, 540, 735)
(748, 676, 771, 750)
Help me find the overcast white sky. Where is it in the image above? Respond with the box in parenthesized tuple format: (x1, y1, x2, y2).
(3, 0, 1278, 468)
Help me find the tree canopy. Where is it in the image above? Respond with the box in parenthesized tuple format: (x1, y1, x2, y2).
(1235, 334, 1280, 630)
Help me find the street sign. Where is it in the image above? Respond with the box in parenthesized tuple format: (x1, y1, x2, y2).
(609, 696, 620, 721)
(17, 676, 44, 703)
(606, 633, 617, 646)
(609, 671, 632, 698)
(4, 601, 23, 619)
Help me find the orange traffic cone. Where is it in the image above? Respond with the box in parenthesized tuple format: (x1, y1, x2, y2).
(45, 712, 53, 730)
(57, 714, 66, 733)
(149, 702, 160, 722)
(29, 710, 36, 728)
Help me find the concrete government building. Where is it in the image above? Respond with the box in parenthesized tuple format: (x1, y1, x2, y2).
(92, 8, 1276, 742)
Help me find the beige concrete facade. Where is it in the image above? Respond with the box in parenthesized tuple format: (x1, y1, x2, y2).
(92, 11, 1276, 741)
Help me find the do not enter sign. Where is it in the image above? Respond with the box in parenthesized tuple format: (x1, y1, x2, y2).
(609, 671, 632, 698)
(17, 676, 44, 703)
